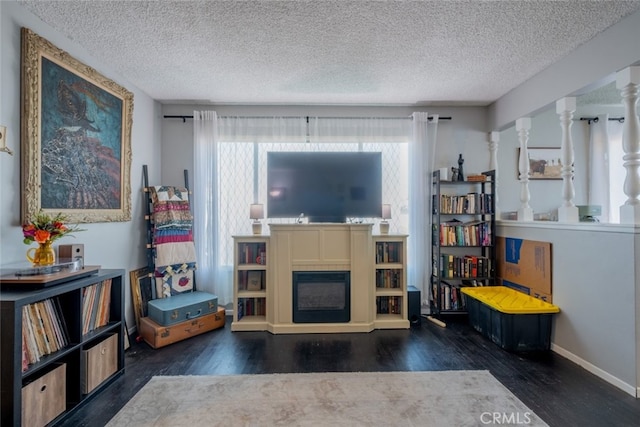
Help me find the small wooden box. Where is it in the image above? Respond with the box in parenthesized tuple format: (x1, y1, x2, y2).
(22, 363, 66, 427)
(140, 307, 225, 349)
(81, 333, 118, 394)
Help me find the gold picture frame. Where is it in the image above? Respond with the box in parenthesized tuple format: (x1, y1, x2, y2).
(129, 267, 153, 333)
(20, 27, 133, 223)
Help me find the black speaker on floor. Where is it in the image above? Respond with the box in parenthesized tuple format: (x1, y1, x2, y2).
(407, 285, 421, 326)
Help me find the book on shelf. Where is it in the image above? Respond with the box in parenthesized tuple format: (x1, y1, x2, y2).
(436, 192, 493, 215)
(28, 303, 48, 355)
(88, 281, 102, 334)
(376, 242, 401, 264)
(439, 282, 466, 311)
(44, 299, 64, 350)
(22, 306, 40, 367)
(438, 253, 492, 278)
(238, 297, 266, 317)
(37, 301, 58, 353)
(81, 279, 112, 335)
(376, 269, 402, 288)
(246, 271, 263, 291)
(21, 330, 30, 372)
(439, 219, 490, 246)
(21, 296, 72, 370)
(376, 296, 401, 314)
(53, 297, 71, 345)
(240, 242, 267, 265)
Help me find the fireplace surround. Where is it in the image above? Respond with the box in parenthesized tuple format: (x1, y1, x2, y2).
(232, 223, 409, 333)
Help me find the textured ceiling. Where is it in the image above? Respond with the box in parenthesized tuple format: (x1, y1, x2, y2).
(16, 0, 640, 106)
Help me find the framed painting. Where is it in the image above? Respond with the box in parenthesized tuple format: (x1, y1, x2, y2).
(129, 267, 153, 333)
(20, 27, 133, 223)
(518, 147, 563, 180)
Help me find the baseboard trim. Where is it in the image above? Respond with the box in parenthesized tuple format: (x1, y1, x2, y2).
(551, 343, 638, 398)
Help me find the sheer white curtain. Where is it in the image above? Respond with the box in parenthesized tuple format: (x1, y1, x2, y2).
(409, 112, 438, 307)
(215, 116, 307, 307)
(219, 116, 307, 143)
(586, 115, 625, 223)
(309, 117, 411, 234)
(193, 111, 227, 301)
(607, 119, 625, 223)
(309, 117, 411, 144)
(195, 115, 414, 308)
(587, 114, 611, 222)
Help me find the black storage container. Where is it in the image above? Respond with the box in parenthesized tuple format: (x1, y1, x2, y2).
(462, 286, 559, 352)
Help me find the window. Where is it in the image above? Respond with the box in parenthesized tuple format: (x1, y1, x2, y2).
(217, 141, 409, 268)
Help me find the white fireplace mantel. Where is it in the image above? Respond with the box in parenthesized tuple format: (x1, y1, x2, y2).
(232, 223, 409, 334)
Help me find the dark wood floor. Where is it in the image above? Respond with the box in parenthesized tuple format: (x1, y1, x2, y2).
(60, 316, 640, 427)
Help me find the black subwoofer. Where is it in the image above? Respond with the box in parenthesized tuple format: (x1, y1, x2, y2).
(407, 285, 421, 326)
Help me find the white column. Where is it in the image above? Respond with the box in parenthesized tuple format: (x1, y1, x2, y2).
(488, 131, 500, 217)
(616, 66, 640, 224)
(556, 97, 579, 222)
(516, 118, 533, 221)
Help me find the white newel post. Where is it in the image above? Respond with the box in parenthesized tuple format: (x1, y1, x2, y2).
(616, 66, 640, 224)
(488, 131, 500, 217)
(556, 97, 579, 222)
(516, 118, 533, 221)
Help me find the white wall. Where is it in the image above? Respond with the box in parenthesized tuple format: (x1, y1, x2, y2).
(0, 2, 162, 331)
(498, 222, 638, 396)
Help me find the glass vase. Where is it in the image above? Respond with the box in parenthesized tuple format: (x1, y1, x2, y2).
(26, 241, 56, 267)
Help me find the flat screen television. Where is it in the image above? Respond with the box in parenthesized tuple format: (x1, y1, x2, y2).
(267, 152, 382, 222)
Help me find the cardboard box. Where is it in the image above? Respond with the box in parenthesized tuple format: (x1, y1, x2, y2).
(81, 333, 118, 394)
(496, 237, 552, 301)
(140, 307, 225, 349)
(22, 363, 66, 427)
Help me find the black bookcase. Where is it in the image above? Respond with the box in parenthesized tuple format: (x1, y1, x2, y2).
(430, 170, 496, 319)
(1, 269, 125, 426)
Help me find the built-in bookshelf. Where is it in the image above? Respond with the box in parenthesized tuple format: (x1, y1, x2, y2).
(430, 170, 496, 318)
(373, 235, 408, 329)
(232, 237, 269, 331)
(1, 269, 125, 426)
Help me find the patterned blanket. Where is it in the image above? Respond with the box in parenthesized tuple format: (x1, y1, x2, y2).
(150, 186, 197, 297)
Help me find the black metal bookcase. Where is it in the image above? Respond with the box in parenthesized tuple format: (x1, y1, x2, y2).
(430, 169, 496, 321)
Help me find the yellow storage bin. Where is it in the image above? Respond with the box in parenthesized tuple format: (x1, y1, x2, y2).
(461, 286, 559, 314)
(461, 286, 560, 351)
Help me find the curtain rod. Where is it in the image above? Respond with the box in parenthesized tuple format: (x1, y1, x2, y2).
(579, 116, 625, 124)
(163, 115, 451, 123)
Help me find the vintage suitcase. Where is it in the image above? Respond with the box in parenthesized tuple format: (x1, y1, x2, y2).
(139, 307, 225, 349)
(147, 291, 218, 326)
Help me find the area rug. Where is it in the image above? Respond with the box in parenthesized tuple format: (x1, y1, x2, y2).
(106, 371, 548, 426)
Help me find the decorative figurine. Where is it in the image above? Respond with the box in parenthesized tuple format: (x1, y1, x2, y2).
(457, 154, 465, 181)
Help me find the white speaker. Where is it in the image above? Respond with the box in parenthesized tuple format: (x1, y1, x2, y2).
(59, 243, 84, 266)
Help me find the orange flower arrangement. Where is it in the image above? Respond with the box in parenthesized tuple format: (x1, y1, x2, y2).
(22, 211, 83, 245)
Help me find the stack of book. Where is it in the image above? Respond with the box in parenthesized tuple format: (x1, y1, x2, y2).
(81, 278, 112, 335)
(21, 298, 69, 371)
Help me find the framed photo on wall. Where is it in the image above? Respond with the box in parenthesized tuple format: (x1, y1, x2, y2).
(518, 147, 563, 180)
(20, 27, 134, 223)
